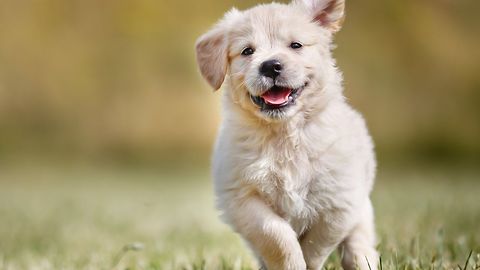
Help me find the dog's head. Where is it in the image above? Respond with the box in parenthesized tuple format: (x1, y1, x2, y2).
(196, 0, 345, 121)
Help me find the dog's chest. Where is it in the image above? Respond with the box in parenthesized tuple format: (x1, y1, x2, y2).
(241, 137, 338, 224)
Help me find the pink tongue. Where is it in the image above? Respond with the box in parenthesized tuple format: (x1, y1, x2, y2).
(261, 88, 292, 105)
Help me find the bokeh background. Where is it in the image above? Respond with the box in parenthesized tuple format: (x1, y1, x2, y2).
(0, 0, 479, 269)
(1, 0, 479, 167)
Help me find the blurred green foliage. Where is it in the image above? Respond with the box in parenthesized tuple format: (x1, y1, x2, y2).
(0, 0, 479, 165)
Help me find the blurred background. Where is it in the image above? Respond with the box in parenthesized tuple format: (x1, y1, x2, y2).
(0, 0, 479, 269)
(0, 0, 479, 168)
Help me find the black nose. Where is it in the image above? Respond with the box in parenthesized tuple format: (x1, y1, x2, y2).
(260, 59, 283, 79)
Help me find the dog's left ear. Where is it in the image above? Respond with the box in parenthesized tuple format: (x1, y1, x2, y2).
(294, 0, 345, 32)
(195, 26, 228, 90)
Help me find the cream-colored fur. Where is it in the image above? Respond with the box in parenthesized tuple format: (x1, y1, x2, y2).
(195, 0, 378, 269)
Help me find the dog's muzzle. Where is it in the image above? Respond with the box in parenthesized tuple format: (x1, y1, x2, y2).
(250, 82, 307, 111)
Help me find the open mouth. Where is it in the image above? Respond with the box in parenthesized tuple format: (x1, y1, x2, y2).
(250, 82, 307, 111)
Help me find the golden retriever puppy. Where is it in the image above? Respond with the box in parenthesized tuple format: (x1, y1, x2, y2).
(195, 0, 378, 269)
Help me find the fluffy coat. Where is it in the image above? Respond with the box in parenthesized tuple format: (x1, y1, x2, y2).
(195, 1, 378, 269)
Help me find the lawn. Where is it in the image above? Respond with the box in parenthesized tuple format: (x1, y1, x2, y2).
(0, 165, 479, 270)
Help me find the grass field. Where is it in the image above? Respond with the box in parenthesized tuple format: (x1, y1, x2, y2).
(0, 165, 479, 270)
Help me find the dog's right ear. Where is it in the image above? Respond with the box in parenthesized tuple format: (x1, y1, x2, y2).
(196, 8, 241, 91)
(195, 26, 227, 90)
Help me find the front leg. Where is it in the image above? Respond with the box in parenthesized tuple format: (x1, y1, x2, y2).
(300, 213, 352, 270)
(226, 196, 306, 270)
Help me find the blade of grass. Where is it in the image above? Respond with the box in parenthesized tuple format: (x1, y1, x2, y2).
(463, 250, 473, 270)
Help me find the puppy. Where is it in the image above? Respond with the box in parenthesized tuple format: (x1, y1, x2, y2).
(195, 0, 378, 269)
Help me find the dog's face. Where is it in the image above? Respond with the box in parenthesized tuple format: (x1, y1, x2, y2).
(196, 0, 345, 121)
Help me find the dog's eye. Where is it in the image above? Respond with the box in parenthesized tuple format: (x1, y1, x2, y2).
(241, 47, 255, 56)
(290, 42, 303, 49)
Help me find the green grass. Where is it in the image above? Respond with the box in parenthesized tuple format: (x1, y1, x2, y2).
(0, 165, 479, 269)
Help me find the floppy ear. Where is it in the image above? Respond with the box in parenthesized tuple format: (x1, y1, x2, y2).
(195, 25, 228, 90)
(295, 0, 345, 32)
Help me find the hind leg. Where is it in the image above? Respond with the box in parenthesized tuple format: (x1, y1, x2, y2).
(340, 199, 378, 270)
